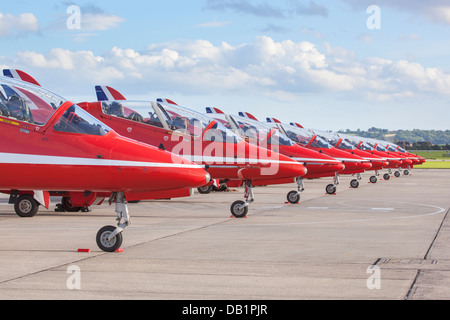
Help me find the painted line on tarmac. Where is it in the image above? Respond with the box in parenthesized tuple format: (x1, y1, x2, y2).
(221, 202, 447, 228)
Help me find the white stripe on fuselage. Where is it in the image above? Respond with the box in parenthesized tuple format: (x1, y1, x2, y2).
(0, 152, 203, 169)
(334, 158, 369, 163)
(181, 155, 302, 166)
(291, 157, 339, 164)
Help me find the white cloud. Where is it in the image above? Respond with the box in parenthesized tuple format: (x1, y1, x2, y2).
(0, 12, 40, 37)
(6, 36, 450, 102)
(80, 13, 124, 31)
(426, 5, 450, 24)
(342, 0, 450, 25)
(47, 4, 125, 36)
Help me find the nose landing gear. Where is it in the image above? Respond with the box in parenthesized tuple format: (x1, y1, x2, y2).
(96, 192, 130, 252)
(287, 177, 304, 204)
(230, 180, 254, 218)
(326, 173, 339, 195)
(350, 173, 362, 189)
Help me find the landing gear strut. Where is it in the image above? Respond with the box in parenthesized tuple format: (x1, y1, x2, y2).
(96, 192, 130, 252)
(326, 173, 339, 195)
(230, 180, 253, 218)
(287, 177, 304, 204)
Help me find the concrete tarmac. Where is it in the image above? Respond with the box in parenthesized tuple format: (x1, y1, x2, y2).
(0, 169, 449, 300)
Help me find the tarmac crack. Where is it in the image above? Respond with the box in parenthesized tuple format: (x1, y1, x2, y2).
(404, 207, 450, 300)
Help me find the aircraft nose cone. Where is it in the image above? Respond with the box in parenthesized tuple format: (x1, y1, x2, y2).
(277, 155, 307, 178)
(362, 161, 372, 170)
(179, 165, 211, 188)
(335, 162, 345, 172)
(403, 159, 413, 165)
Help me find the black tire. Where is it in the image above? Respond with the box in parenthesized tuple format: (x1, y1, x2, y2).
(61, 197, 82, 212)
(369, 176, 377, 184)
(287, 190, 300, 204)
(350, 179, 359, 188)
(404, 170, 409, 176)
(197, 185, 213, 194)
(383, 173, 390, 180)
(96, 225, 123, 252)
(326, 184, 336, 195)
(230, 200, 248, 218)
(14, 194, 39, 217)
(394, 171, 401, 178)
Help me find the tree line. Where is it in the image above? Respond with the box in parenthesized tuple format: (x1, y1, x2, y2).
(338, 128, 450, 150)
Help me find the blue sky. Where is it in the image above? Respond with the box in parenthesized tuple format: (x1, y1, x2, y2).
(1, 0, 450, 131)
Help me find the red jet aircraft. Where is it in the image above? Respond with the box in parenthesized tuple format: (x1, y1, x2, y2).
(4, 70, 307, 218)
(205, 108, 347, 199)
(366, 138, 425, 175)
(0, 73, 210, 252)
(337, 133, 413, 179)
(87, 87, 307, 218)
(260, 118, 372, 194)
(308, 128, 390, 184)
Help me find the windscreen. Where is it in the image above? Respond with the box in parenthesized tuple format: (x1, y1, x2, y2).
(157, 102, 241, 143)
(313, 129, 349, 149)
(280, 123, 332, 148)
(338, 133, 372, 151)
(309, 136, 333, 148)
(0, 76, 62, 125)
(100, 99, 241, 143)
(363, 138, 388, 151)
(279, 124, 314, 146)
(54, 104, 111, 136)
(230, 115, 294, 146)
(101, 100, 165, 128)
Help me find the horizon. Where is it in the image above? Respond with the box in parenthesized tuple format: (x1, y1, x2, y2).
(1, 1, 450, 131)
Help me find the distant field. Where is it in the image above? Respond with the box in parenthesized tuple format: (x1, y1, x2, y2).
(412, 150, 450, 160)
(414, 161, 450, 169)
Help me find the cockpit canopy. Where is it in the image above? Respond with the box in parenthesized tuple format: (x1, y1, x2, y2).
(0, 76, 62, 125)
(337, 133, 373, 151)
(208, 113, 294, 146)
(275, 123, 332, 149)
(312, 129, 355, 150)
(362, 138, 388, 152)
(100, 99, 242, 143)
(0, 76, 111, 136)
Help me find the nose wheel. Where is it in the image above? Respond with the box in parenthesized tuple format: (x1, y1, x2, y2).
(369, 170, 380, 183)
(287, 177, 304, 204)
(96, 192, 130, 252)
(230, 180, 253, 218)
(230, 200, 248, 218)
(350, 179, 359, 188)
(96, 225, 123, 252)
(350, 173, 362, 189)
(326, 173, 339, 195)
